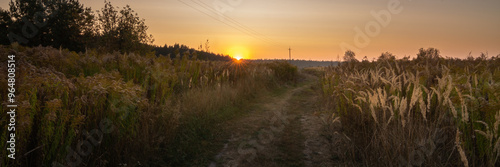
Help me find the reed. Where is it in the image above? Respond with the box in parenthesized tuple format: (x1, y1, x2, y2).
(321, 53, 500, 166)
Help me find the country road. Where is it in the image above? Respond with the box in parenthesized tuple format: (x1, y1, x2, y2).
(208, 74, 336, 167)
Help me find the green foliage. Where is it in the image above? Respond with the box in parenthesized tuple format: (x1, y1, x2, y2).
(0, 45, 297, 166)
(266, 61, 298, 83)
(96, 1, 154, 54)
(5, 0, 94, 51)
(2, 0, 153, 54)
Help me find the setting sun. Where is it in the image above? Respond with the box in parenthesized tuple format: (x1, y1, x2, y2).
(3, 0, 500, 166)
(227, 46, 249, 60)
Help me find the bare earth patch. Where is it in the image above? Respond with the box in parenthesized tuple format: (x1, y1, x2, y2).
(209, 74, 337, 167)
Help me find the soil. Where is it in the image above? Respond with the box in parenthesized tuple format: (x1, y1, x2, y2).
(208, 74, 336, 167)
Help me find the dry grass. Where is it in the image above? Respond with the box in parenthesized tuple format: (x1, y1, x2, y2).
(321, 53, 500, 166)
(0, 45, 298, 166)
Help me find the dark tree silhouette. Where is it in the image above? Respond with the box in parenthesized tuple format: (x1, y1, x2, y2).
(378, 52, 396, 62)
(417, 48, 441, 60)
(96, 1, 154, 54)
(46, 0, 94, 51)
(343, 50, 358, 62)
(7, 0, 48, 46)
(0, 8, 11, 45)
(153, 44, 232, 61)
(3, 0, 153, 54)
(6, 0, 93, 52)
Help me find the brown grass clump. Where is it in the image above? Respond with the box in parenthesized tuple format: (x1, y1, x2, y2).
(321, 51, 500, 166)
(0, 45, 298, 166)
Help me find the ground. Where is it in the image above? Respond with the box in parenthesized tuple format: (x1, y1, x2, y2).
(207, 74, 337, 167)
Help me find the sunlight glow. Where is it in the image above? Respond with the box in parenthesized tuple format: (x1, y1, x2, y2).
(227, 46, 250, 60)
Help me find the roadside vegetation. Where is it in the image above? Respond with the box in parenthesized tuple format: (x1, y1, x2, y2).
(0, 45, 298, 166)
(321, 48, 500, 166)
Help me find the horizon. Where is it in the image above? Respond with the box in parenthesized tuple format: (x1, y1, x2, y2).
(2, 1, 500, 166)
(2, 0, 499, 61)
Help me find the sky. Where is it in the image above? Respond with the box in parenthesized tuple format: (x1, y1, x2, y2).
(1, 0, 499, 61)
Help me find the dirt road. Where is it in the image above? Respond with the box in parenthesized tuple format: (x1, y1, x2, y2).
(208, 75, 335, 167)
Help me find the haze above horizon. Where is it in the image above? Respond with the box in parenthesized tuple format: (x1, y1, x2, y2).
(2, 0, 498, 61)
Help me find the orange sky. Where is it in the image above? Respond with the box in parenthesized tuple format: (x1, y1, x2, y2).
(2, 0, 499, 61)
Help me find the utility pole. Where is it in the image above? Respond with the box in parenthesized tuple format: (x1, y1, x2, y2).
(289, 47, 291, 60)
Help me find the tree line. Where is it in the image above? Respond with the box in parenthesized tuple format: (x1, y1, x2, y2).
(1, 0, 154, 54)
(1, 0, 232, 61)
(153, 43, 232, 61)
(342, 48, 499, 64)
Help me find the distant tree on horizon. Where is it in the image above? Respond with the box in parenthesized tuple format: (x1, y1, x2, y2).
(152, 44, 232, 61)
(417, 47, 441, 60)
(343, 50, 358, 62)
(378, 52, 396, 62)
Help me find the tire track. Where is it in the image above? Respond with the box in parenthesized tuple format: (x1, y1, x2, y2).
(209, 74, 334, 167)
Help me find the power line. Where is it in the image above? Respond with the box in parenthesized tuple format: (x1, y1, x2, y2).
(178, 0, 281, 46)
(184, 0, 275, 44)
(177, 0, 257, 40)
(192, 0, 277, 44)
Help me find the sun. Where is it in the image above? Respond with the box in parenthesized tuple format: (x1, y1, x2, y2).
(235, 55, 242, 61)
(227, 46, 250, 60)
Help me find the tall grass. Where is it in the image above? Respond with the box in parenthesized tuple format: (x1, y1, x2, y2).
(321, 53, 500, 166)
(0, 45, 297, 166)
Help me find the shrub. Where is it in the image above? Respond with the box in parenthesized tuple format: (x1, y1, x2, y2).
(266, 61, 298, 83)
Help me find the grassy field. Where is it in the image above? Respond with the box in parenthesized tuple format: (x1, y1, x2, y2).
(2, 44, 499, 167)
(0, 45, 298, 166)
(321, 53, 500, 166)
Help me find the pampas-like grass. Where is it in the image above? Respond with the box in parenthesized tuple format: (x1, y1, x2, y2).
(456, 129, 469, 167)
(320, 55, 500, 166)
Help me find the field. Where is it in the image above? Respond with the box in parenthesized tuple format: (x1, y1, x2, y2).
(1, 45, 500, 167)
(321, 52, 500, 166)
(0, 45, 298, 166)
(1, 0, 499, 166)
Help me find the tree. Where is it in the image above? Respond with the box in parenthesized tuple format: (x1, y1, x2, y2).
(417, 48, 440, 60)
(7, 0, 48, 45)
(46, 0, 94, 51)
(96, 1, 153, 54)
(4, 0, 153, 54)
(378, 52, 396, 62)
(402, 55, 411, 61)
(96, 1, 119, 52)
(362, 56, 368, 62)
(0, 8, 12, 45)
(343, 50, 358, 62)
(7, 0, 94, 51)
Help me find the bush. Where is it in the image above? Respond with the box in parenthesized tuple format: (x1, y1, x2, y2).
(266, 61, 298, 83)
